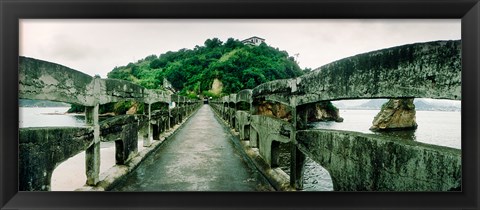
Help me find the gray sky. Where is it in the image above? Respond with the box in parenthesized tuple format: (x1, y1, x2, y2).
(20, 19, 460, 78)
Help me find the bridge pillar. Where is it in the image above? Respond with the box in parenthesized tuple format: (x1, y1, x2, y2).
(290, 145, 306, 190)
(115, 122, 139, 164)
(85, 104, 100, 186)
(168, 108, 172, 129)
(290, 105, 306, 190)
(145, 103, 153, 147)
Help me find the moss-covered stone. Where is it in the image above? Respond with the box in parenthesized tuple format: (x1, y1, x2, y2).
(19, 127, 94, 191)
(296, 130, 461, 191)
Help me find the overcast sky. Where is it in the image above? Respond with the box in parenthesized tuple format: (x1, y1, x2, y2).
(20, 19, 460, 78)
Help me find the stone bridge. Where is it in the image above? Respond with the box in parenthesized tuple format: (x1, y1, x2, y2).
(19, 40, 461, 191)
(19, 56, 201, 190)
(211, 40, 462, 191)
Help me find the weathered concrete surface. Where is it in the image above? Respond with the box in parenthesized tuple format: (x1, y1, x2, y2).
(150, 109, 170, 139)
(250, 40, 461, 106)
(229, 94, 237, 104)
(19, 127, 94, 191)
(99, 115, 139, 164)
(242, 144, 293, 191)
(19, 57, 95, 106)
(236, 111, 250, 140)
(144, 89, 170, 104)
(111, 105, 273, 191)
(169, 107, 182, 125)
(250, 115, 293, 166)
(101, 79, 145, 104)
(370, 98, 417, 131)
(296, 130, 461, 191)
(19, 56, 171, 106)
(100, 115, 137, 142)
(236, 89, 252, 103)
(252, 79, 296, 98)
(171, 94, 188, 103)
(116, 122, 138, 164)
(296, 40, 461, 105)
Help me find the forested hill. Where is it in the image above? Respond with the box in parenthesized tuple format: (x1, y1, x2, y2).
(107, 38, 308, 98)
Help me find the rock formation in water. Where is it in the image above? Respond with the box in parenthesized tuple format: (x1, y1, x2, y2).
(370, 98, 418, 131)
(306, 101, 344, 123)
(256, 101, 343, 123)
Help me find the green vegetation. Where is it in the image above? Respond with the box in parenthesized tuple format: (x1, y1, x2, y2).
(68, 37, 309, 114)
(107, 37, 305, 97)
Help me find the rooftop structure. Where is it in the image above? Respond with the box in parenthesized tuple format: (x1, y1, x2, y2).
(241, 36, 265, 46)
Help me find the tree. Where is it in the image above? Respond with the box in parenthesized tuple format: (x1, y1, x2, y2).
(224, 38, 243, 50)
(204, 38, 223, 49)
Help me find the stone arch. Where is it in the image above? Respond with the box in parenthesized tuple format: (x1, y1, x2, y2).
(264, 133, 290, 167)
(223, 102, 229, 120)
(242, 124, 251, 141)
(271, 141, 280, 167)
(231, 115, 236, 130)
(152, 123, 161, 140)
(19, 127, 93, 191)
(50, 150, 88, 191)
(300, 156, 335, 191)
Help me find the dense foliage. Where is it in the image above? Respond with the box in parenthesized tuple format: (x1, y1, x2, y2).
(107, 38, 306, 97)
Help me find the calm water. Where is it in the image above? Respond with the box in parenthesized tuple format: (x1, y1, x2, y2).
(310, 110, 461, 149)
(19, 107, 85, 128)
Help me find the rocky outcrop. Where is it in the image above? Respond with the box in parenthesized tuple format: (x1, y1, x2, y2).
(306, 101, 343, 122)
(210, 78, 223, 95)
(126, 102, 139, 115)
(257, 101, 292, 121)
(370, 98, 417, 131)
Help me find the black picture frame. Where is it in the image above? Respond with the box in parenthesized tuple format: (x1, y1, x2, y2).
(1, 0, 479, 209)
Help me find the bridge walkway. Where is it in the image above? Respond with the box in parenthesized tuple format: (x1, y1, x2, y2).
(111, 104, 274, 191)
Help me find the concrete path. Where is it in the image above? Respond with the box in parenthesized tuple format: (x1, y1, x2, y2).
(111, 104, 273, 191)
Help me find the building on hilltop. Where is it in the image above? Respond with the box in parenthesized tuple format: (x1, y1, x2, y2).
(241, 36, 265, 46)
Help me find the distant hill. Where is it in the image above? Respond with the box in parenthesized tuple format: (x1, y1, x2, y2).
(19, 99, 69, 107)
(414, 99, 461, 111)
(357, 99, 388, 109)
(107, 37, 307, 98)
(333, 99, 460, 111)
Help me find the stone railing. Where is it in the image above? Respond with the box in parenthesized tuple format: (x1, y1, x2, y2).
(19, 56, 202, 191)
(210, 40, 462, 191)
